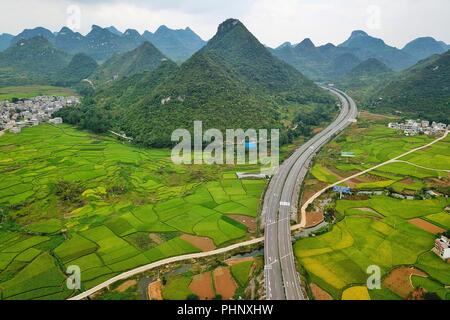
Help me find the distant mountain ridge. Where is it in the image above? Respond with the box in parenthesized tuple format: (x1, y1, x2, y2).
(0, 31, 175, 89)
(368, 50, 450, 123)
(338, 30, 416, 70)
(0, 36, 71, 86)
(57, 19, 333, 147)
(143, 25, 206, 62)
(0, 33, 13, 51)
(7, 25, 205, 62)
(272, 30, 449, 80)
(271, 39, 361, 80)
(402, 37, 448, 62)
(90, 41, 169, 84)
(336, 58, 394, 101)
(4, 25, 447, 69)
(55, 53, 98, 87)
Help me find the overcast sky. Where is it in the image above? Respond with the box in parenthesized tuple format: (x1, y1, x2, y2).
(1, 0, 449, 48)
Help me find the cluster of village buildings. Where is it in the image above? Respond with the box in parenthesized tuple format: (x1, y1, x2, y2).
(388, 119, 449, 136)
(0, 96, 79, 135)
(434, 235, 450, 261)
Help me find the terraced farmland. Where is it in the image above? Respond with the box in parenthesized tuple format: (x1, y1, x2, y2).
(0, 86, 77, 101)
(309, 124, 450, 192)
(296, 115, 450, 300)
(0, 124, 266, 300)
(295, 196, 450, 300)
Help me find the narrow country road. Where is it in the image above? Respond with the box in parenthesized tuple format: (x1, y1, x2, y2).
(299, 130, 449, 228)
(69, 87, 358, 301)
(69, 237, 264, 300)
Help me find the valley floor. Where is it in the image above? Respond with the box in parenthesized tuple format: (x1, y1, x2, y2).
(295, 112, 450, 300)
(0, 85, 76, 101)
(0, 124, 265, 300)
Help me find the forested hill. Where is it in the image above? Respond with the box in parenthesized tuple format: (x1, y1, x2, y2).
(0, 36, 70, 86)
(367, 50, 450, 123)
(56, 19, 334, 147)
(55, 53, 98, 87)
(90, 41, 169, 85)
(336, 58, 394, 101)
(199, 19, 328, 102)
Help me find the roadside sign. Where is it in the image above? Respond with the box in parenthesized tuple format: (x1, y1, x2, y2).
(333, 186, 351, 194)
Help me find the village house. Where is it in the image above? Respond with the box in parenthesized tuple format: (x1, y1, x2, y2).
(0, 96, 78, 135)
(388, 119, 448, 136)
(433, 236, 450, 261)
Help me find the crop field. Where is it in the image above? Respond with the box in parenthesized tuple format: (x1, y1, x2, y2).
(162, 260, 256, 300)
(296, 115, 450, 300)
(0, 86, 77, 101)
(295, 196, 450, 300)
(412, 275, 450, 300)
(0, 124, 266, 300)
(230, 260, 254, 287)
(309, 124, 450, 193)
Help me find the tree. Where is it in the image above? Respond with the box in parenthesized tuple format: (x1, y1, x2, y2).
(439, 230, 450, 238)
(54, 180, 84, 204)
(423, 292, 441, 300)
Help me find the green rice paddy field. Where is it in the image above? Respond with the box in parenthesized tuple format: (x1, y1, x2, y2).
(0, 124, 266, 300)
(296, 122, 450, 300)
(0, 86, 77, 101)
(310, 125, 450, 193)
(295, 196, 450, 300)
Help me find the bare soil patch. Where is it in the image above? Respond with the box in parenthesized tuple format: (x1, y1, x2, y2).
(398, 178, 415, 185)
(225, 257, 255, 266)
(409, 218, 445, 235)
(115, 280, 137, 293)
(213, 267, 237, 300)
(149, 233, 164, 245)
(426, 177, 450, 187)
(355, 207, 378, 214)
(305, 211, 325, 228)
(148, 280, 163, 300)
(410, 287, 427, 300)
(189, 272, 215, 300)
(383, 267, 427, 298)
(359, 111, 395, 121)
(300, 179, 328, 206)
(228, 215, 257, 233)
(313, 127, 324, 134)
(360, 173, 388, 182)
(310, 283, 333, 300)
(328, 167, 359, 180)
(181, 234, 216, 252)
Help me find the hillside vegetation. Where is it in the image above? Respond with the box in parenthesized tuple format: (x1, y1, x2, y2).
(337, 58, 394, 102)
(368, 50, 450, 122)
(90, 42, 168, 85)
(0, 37, 70, 86)
(57, 19, 334, 147)
(54, 53, 98, 87)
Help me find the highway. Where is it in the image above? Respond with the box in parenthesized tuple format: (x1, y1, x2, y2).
(263, 87, 358, 300)
(69, 87, 357, 301)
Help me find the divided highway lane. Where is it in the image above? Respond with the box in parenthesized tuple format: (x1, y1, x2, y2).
(263, 88, 358, 300)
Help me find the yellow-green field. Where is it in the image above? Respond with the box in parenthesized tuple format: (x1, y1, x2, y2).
(0, 124, 266, 300)
(296, 118, 450, 300)
(295, 196, 450, 300)
(0, 86, 77, 101)
(310, 125, 450, 193)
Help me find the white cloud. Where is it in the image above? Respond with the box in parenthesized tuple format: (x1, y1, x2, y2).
(1, 0, 449, 48)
